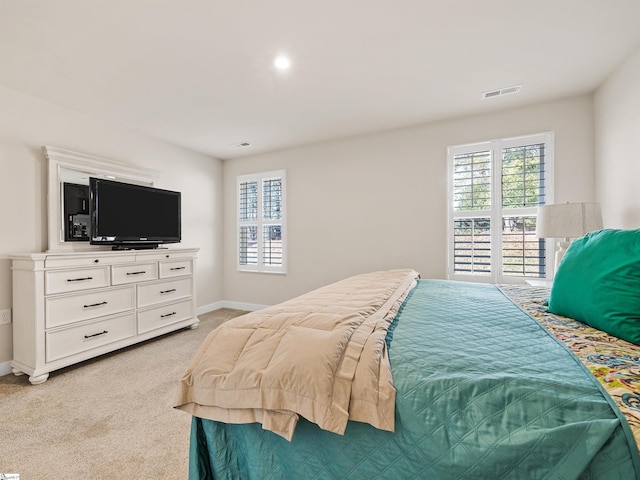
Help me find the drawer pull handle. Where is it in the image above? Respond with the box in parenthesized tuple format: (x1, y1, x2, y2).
(84, 330, 108, 339)
(170, 266, 186, 271)
(161, 312, 177, 318)
(126, 271, 146, 276)
(160, 288, 177, 294)
(67, 277, 93, 282)
(83, 301, 108, 309)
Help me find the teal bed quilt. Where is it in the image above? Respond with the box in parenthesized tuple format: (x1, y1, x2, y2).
(188, 280, 640, 479)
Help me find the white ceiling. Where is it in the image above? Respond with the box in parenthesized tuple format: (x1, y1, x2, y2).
(1, 0, 639, 160)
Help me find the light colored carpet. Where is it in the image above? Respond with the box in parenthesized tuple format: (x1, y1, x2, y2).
(0, 308, 247, 479)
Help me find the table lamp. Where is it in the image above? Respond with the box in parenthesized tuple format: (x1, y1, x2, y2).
(536, 202, 603, 272)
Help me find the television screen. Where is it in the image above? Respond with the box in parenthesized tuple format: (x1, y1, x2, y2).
(90, 177, 181, 249)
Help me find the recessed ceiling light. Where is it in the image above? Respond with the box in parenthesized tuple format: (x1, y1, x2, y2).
(273, 55, 291, 70)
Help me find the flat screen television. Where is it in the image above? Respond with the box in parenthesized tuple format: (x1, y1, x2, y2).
(89, 177, 181, 250)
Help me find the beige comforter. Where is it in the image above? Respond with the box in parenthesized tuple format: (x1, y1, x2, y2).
(174, 269, 419, 441)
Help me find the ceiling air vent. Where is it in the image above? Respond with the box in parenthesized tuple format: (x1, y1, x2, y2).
(481, 84, 522, 100)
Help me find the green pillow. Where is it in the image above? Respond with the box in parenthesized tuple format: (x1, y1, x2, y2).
(548, 228, 640, 345)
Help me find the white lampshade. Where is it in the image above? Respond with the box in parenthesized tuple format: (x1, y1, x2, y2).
(536, 202, 603, 239)
(536, 202, 603, 273)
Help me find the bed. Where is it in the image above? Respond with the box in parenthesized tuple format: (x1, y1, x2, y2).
(175, 229, 640, 479)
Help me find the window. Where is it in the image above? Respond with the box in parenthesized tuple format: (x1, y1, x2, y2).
(447, 133, 553, 283)
(237, 170, 286, 273)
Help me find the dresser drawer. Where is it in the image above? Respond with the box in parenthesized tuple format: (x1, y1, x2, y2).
(159, 260, 193, 278)
(137, 278, 193, 308)
(112, 263, 158, 285)
(45, 254, 135, 269)
(137, 299, 194, 334)
(45, 267, 110, 295)
(139, 251, 195, 261)
(46, 313, 136, 363)
(45, 286, 135, 328)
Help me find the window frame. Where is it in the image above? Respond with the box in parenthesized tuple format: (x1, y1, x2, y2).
(237, 169, 287, 274)
(446, 132, 554, 284)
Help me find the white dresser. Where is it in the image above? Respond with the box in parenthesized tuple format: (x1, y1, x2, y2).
(10, 247, 199, 384)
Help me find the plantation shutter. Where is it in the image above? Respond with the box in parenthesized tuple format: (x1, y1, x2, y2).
(262, 177, 283, 267)
(448, 133, 553, 283)
(451, 150, 492, 275)
(238, 180, 258, 266)
(501, 143, 547, 278)
(238, 171, 287, 273)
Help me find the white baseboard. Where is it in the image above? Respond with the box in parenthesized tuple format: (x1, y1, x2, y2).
(0, 360, 13, 377)
(220, 300, 269, 312)
(197, 301, 268, 316)
(196, 301, 226, 315)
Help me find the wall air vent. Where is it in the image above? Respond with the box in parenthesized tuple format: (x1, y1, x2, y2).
(481, 84, 522, 100)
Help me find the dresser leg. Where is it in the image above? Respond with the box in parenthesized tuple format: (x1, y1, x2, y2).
(12, 368, 25, 376)
(29, 373, 49, 385)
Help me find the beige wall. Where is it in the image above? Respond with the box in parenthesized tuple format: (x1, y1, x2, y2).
(594, 46, 640, 228)
(223, 95, 596, 306)
(2, 47, 636, 374)
(0, 85, 224, 368)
